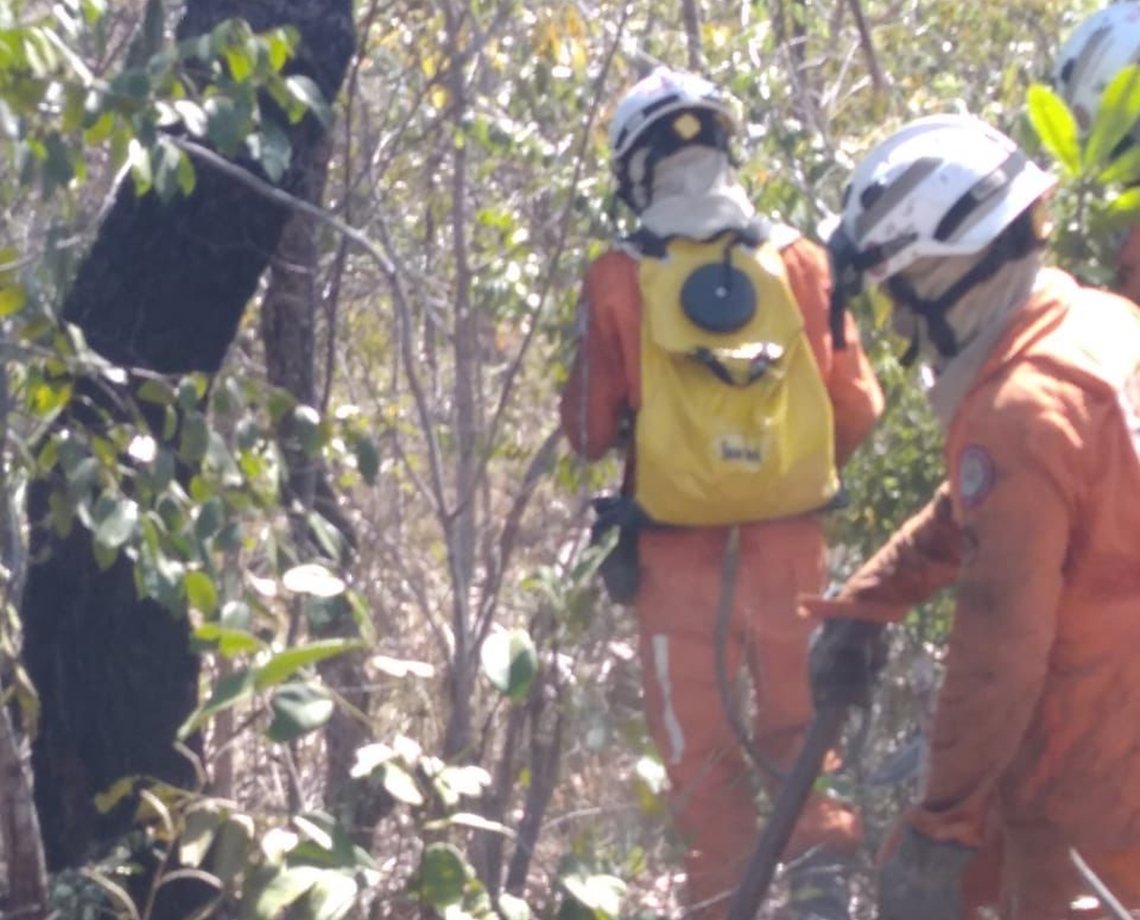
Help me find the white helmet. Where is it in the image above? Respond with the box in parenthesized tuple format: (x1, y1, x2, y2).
(827, 114, 1055, 354)
(608, 67, 739, 166)
(832, 114, 1055, 288)
(1055, 2, 1140, 129)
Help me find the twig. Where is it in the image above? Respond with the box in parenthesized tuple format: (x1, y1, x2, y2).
(475, 427, 561, 640)
(1069, 848, 1133, 920)
(472, 2, 633, 504)
(845, 0, 885, 96)
(171, 138, 395, 276)
(680, 0, 703, 72)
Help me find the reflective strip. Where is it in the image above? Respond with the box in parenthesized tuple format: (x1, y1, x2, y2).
(854, 157, 941, 239)
(934, 150, 1029, 242)
(651, 634, 686, 765)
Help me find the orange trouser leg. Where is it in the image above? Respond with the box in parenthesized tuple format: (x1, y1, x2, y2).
(639, 624, 759, 918)
(998, 824, 1140, 920)
(636, 521, 860, 919)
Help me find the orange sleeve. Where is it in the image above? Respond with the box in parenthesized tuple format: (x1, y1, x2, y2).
(801, 482, 961, 625)
(559, 251, 641, 460)
(782, 238, 885, 468)
(909, 391, 1076, 849)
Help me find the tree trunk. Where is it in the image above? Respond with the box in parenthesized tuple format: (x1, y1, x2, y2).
(18, 0, 354, 881)
(259, 132, 393, 846)
(0, 704, 47, 919)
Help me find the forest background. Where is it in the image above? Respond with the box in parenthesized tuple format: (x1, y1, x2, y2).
(0, 0, 1121, 918)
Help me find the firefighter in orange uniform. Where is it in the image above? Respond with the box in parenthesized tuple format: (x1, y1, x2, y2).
(560, 68, 883, 919)
(807, 0, 1140, 654)
(812, 112, 1140, 919)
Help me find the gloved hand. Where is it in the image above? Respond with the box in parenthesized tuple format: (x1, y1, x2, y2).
(878, 825, 976, 920)
(808, 617, 886, 709)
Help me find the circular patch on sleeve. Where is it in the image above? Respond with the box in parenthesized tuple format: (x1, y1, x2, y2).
(957, 445, 995, 509)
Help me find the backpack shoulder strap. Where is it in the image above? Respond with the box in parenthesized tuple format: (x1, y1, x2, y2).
(621, 227, 670, 259)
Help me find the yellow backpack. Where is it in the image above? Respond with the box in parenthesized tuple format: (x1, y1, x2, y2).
(632, 226, 838, 526)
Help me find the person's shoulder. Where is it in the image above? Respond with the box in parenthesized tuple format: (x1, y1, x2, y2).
(585, 246, 639, 283)
(580, 246, 642, 323)
(955, 357, 1090, 480)
(772, 231, 828, 281)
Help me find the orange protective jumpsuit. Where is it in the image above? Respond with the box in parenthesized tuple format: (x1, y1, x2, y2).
(805, 269, 1140, 918)
(1115, 226, 1140, 304)
(560, 236, 884, 916)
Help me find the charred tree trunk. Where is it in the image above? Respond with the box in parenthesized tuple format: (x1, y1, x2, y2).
(19, 0, 354, 885)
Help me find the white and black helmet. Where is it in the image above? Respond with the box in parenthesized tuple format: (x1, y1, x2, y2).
(827, 114, 1056, 359)
(608, 67, 740, 211)
(1055, 2, 1140, 130)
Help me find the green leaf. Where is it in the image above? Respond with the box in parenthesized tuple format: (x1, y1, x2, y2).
(136, 377, 177, 405)
(266, 28, 297, 72)
(204, 95, 245, 155)
(352, 434, 380, 484)
(282, 563, 346, 598)
(152, 136, 184, 203)
(185, 570, 218, 614)
(193, 623, 263, 657)
(498, 893, 531, 920)
(94, 496, 139, 550)
(254, 638, 361, 690)
(179, 667, 255, 738)
(560, 870, 625, 917)
(42, 133, 75, 195)
(432, 765, 491, 807)
(370, 654, 434, 679)
(305, 512, 347, 563)
(220, 600, 251, 630)
(177, 150, 197, 195)
(305, 872, 358, 920)
(379, 762, 424, 806)
(1026, 83, 1080, 177)
(0, 283, 28, 316)
(173, 98, 208, 136)
(250, 118, 291, 182)
(211, 814, 255, 883)
(178, 411, 209, 463)
(1108, 185, 1140, 218)
(426, 811, 512, 836)
(267, 682, 334, 742)
(480, 629, 538, 701)
(1084, 64, 1140, 173)
(224, 44, 254, 82)
(179, 804, 222, 868)
(290, 404, 323, 456)
(284, 74, 332, 126)
(418, 843, 469, 908)
(194, 496, 225, 542)
(127, 137, 153, 195)
(253, 865, 324, 918)
(1100, 136, 1140, 186)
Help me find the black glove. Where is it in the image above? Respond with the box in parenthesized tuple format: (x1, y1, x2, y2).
(808, 617, 886, 709)
(879, 825, 975, 920)
(590, 495, 640, 605)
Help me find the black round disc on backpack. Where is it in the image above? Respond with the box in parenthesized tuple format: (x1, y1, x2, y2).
(680, 263, 757, 333)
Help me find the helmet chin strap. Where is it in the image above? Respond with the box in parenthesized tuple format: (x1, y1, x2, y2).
(888, 212, 1039, 367)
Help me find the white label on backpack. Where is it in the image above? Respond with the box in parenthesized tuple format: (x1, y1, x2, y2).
(717, 433, 764, 469)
